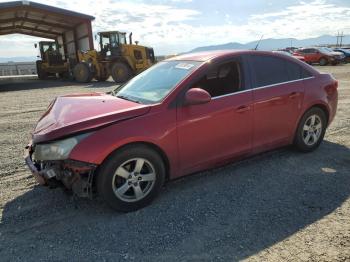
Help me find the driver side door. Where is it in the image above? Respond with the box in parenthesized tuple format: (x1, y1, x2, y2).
(176, 58, 253, 174)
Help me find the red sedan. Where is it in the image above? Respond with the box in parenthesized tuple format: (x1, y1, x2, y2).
(25, 50, 338, 211)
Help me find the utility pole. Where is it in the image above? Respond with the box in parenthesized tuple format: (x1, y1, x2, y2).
(340, 31, 344, 47)
(336, 31, 345, 47)
(336, 31, 339, 47)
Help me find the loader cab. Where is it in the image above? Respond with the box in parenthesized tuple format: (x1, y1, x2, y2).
(99, 31, 127, 58)
(35, 41, 64, 65)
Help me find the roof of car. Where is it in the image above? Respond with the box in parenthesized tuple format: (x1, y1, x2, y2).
(166, 50, 245, 62)
(166, 50, 291, 62)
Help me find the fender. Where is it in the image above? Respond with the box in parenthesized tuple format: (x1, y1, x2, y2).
(68, 106, 180, 178)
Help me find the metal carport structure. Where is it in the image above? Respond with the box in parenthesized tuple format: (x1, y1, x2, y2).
(0, 1, 95, 64)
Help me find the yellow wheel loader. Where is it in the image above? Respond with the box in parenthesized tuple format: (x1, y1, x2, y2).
(35, 41, 69, 79)
(73, 31, 155, 83)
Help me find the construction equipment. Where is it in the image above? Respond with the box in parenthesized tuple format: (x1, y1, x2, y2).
(73, 31, 155, 83)
(35, 41, 69, 79)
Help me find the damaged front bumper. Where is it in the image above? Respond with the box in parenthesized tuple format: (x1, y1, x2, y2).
(24, 144, 97, 198)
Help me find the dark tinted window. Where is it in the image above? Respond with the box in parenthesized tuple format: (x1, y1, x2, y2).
(301, 67, 313, 78)
(286, 60, 302, 80)
(285, 60, 313, 80)
(194, 61, 242, 97)
(250, 55, 289, 87)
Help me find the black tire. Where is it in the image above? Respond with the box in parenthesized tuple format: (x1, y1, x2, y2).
(96, 145, 166, 212)
(294, 107, 327, 152)
(319, 57, 328, 66)
(36, 61, 48, 80)
(73, 62, 93, 83)
(111, 62, 132, 83)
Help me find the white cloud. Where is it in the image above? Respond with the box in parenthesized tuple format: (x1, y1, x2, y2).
(0, 0, 350, 56)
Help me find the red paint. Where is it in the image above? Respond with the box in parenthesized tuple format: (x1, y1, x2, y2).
(31, 50, 338, 179)
(184, 88, 211, 105)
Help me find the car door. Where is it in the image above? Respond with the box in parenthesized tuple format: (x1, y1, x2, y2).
(176, 58, 253, 174)
(248, 54, 305, 152)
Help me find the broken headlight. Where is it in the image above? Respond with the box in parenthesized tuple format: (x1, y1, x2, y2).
(33, 133, 91, 161)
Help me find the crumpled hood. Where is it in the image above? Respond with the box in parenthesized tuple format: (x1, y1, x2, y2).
(33, 92, 150, 143)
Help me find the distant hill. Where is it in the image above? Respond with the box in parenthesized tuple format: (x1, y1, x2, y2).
(0, 56, 36, 63)
(186, 35, 348, 53)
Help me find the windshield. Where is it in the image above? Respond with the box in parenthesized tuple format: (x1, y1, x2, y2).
(319, 47, 334, 53)
(114, 60, 202, 104)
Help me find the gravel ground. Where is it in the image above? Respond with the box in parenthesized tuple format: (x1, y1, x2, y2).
(0, 65, 349, 261)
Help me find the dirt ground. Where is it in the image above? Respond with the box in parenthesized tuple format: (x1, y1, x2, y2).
(0, 65, 349, 261)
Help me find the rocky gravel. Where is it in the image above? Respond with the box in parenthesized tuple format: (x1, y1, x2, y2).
(0, 66, 349, 261)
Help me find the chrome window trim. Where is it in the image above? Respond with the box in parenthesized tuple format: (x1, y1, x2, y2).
(211, 76, 315, 100)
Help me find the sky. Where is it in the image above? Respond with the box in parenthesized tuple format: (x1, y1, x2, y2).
(0, 0, 350, 57)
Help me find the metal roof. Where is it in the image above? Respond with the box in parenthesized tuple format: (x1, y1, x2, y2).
(0, 1, 95, 39)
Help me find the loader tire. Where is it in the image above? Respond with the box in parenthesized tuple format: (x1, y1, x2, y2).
(36, 61, 47, 80)
(111, 62, 132, 83)
(73, 63, 93, 83)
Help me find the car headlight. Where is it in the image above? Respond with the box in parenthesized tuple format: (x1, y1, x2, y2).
(33, 133, 91, 161)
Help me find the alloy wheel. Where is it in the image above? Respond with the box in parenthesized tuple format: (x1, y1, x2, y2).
(302, 114, 322, 146)
(112, 158, 156, 202)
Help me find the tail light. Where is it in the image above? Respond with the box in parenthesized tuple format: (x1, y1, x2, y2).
(325, 80, 338, 96)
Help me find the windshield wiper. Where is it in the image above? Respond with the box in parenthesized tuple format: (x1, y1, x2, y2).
(116, 95, 141, 104)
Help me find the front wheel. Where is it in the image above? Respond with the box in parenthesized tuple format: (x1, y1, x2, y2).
(96, 145, 166, 212)
(319, 57, 328, 66)
(73, 62, 93, 83)
(111, 62, 132, 83)
(294, 107, 327, 152)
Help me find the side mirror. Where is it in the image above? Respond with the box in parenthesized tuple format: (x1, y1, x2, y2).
(185, 88, 211, 106)
(34, 43, 37, 48)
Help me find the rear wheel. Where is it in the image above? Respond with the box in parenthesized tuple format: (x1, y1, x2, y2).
(319, 57, 328, 66)
(97, 145, 166, 212)
(73, 62, 93, 83)
(294, 107, 327, 152)
(111, 62, 132, 83)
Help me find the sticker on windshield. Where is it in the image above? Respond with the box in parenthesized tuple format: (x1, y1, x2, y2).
(175, 63, 195, 70)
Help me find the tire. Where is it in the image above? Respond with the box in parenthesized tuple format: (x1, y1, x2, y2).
(319, 57, 328, 66)
(36, 61, 47, 80)
(96, 145, 166, 212)
(73, 62, 93, 83)
(111, 62, 132, 83)
(294, 107, 327, 152)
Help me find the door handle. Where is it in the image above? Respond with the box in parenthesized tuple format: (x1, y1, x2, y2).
(236, 105, 251, 113)
(289, 92, 300, 99)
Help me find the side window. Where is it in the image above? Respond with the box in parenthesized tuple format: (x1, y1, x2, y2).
(310, 49, 317, 53)
(250, 55, 289, 87)
(286, 60, 302, 80)
(194, 61, 242, 98)
(301, 68, 313, 78)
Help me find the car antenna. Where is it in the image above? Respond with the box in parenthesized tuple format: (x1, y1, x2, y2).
(254, 35, 264, 50)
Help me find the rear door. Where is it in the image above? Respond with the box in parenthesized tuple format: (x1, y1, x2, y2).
(248, 54, 305, 151)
